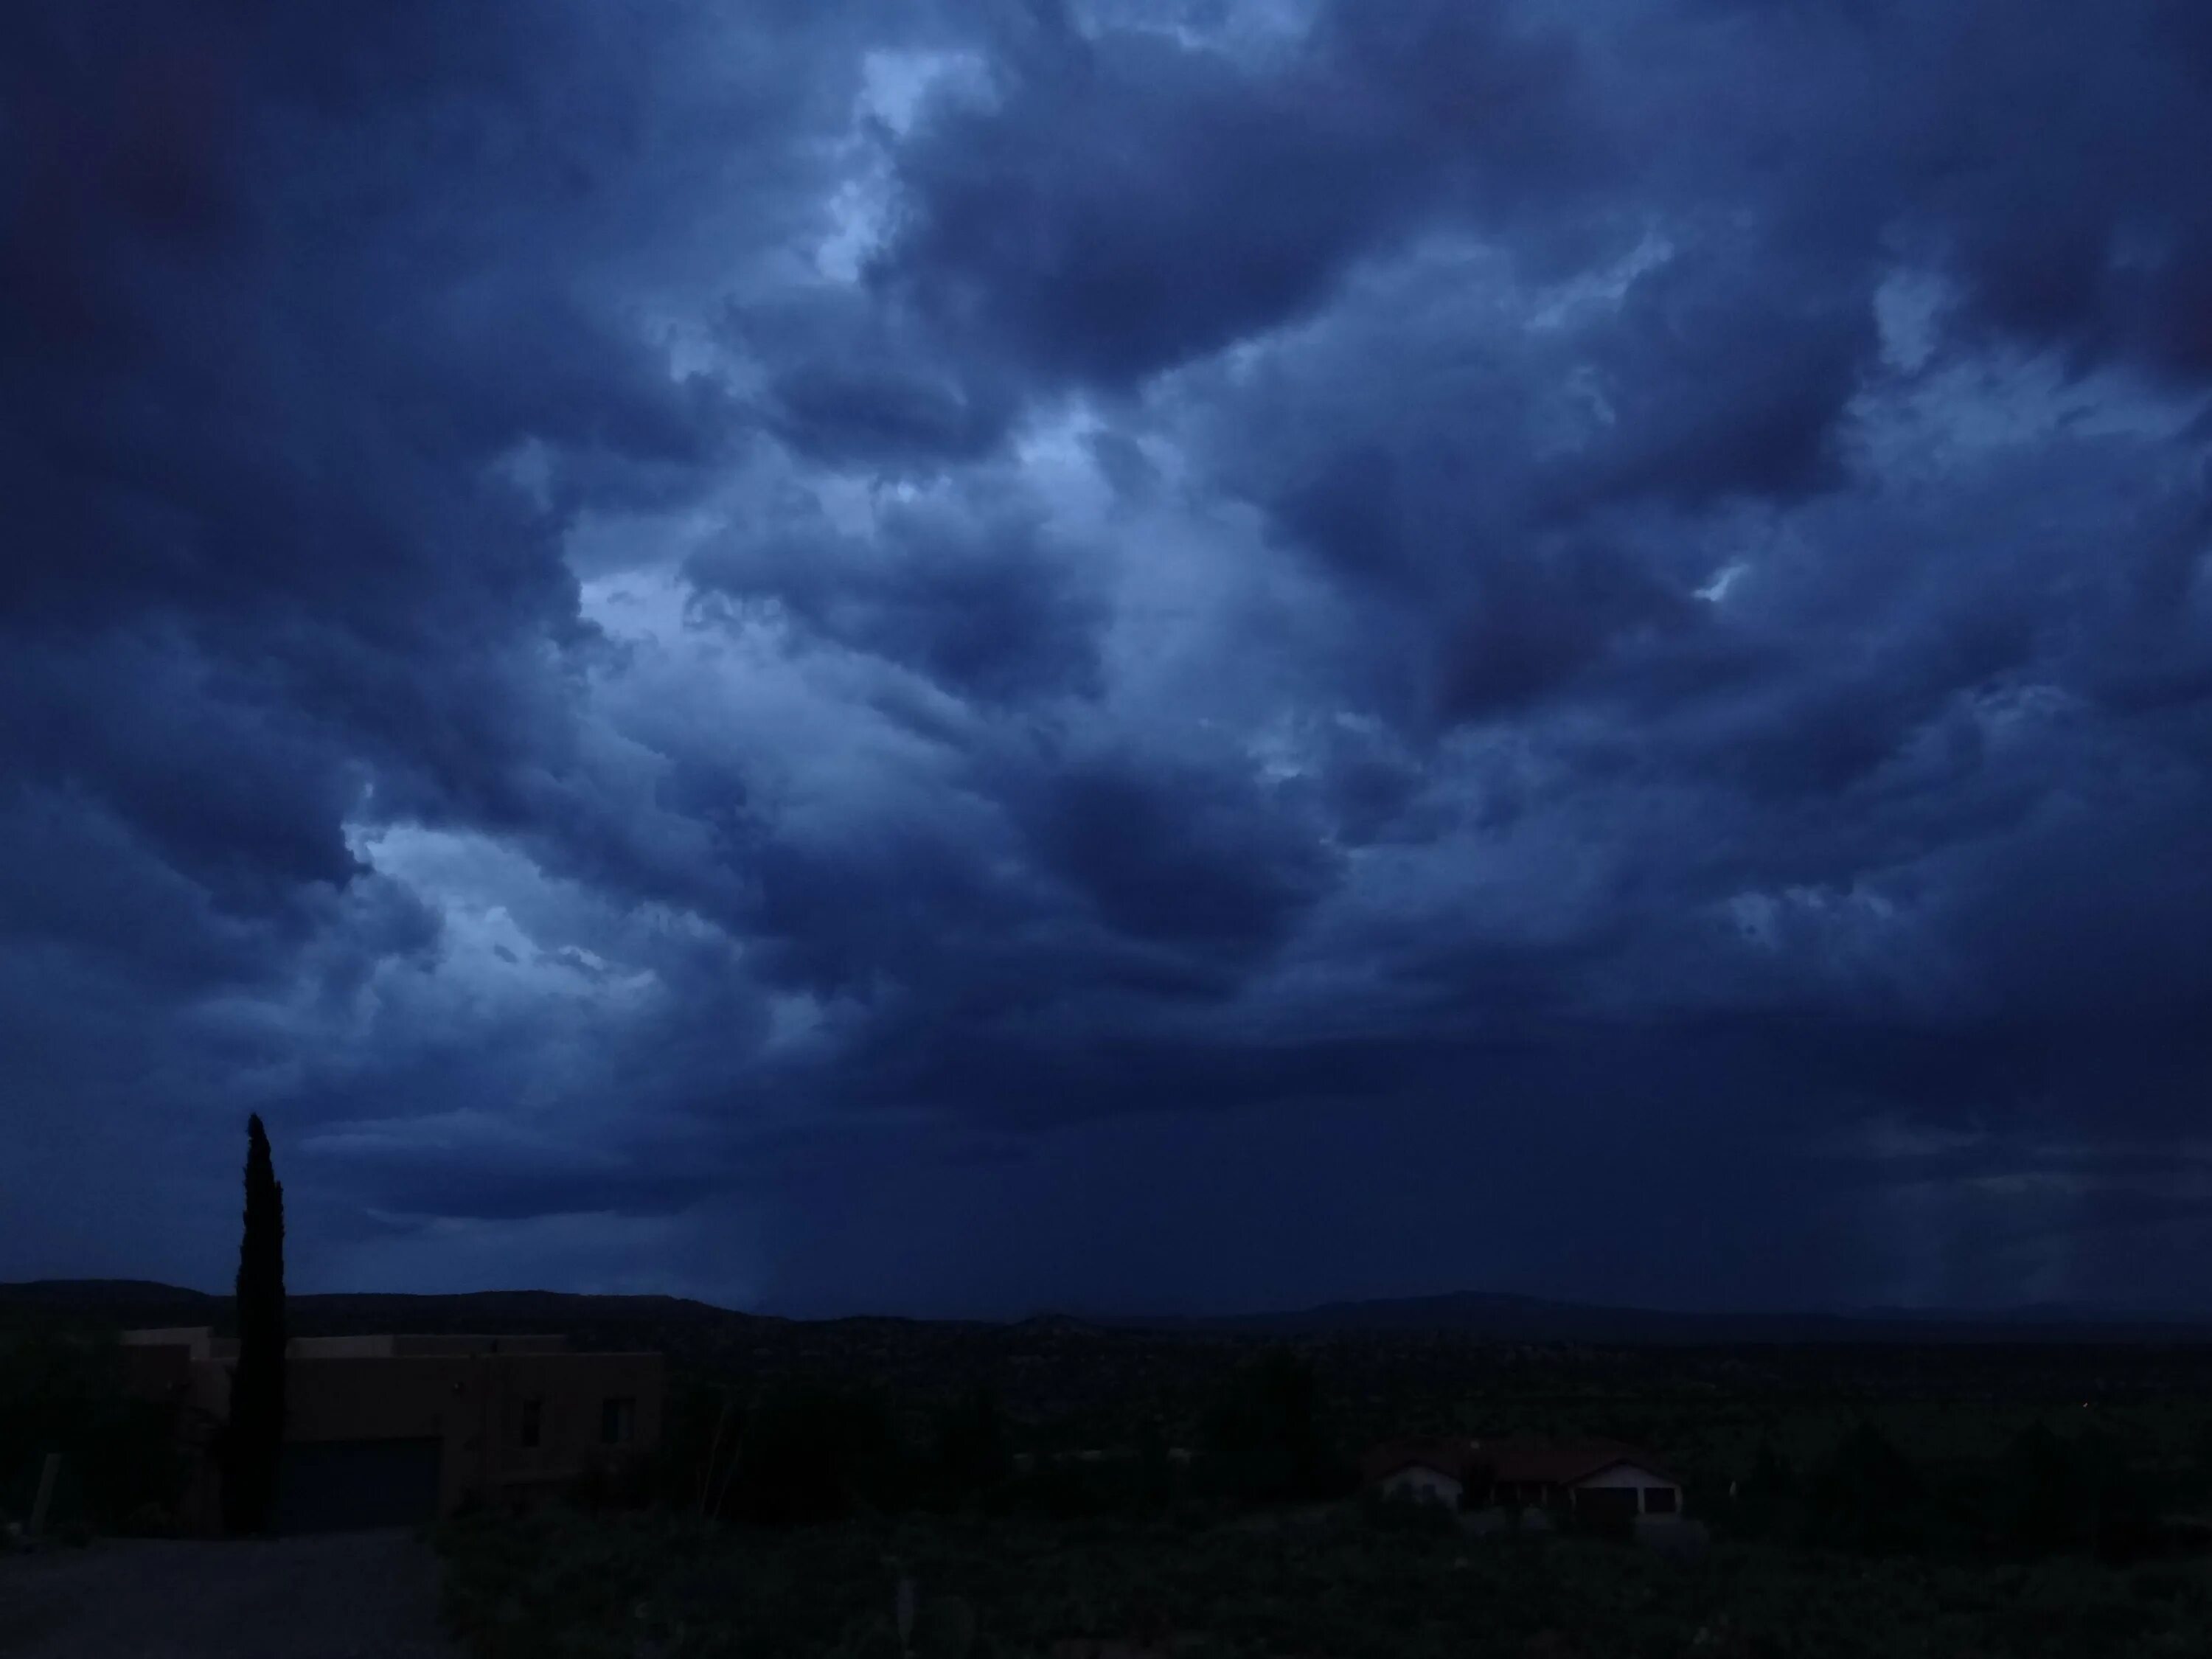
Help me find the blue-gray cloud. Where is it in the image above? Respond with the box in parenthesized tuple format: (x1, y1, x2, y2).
(3, 0, 2210, 1317)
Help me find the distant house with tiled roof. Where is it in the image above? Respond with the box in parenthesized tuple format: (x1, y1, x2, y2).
(1361, 1436, 1683, 1521)
(1478, 1438, 1682, 1520)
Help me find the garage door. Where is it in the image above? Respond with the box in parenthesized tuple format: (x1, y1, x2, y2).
(274, 1438, 443, 1534)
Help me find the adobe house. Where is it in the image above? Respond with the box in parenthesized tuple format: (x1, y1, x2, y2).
(120, 1327, 663, 1534)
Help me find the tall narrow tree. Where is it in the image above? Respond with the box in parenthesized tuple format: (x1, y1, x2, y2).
(223, 1113, 287, 1534)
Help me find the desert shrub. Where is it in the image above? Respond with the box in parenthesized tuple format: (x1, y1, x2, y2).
(1715, 1439, 1799, 1543)
(1194, 1349, 1352, 1506)
(1973, 1421, 2167, 1563)
(728, 1379, 911, 1525)
(0, 1332, 180, 1532)
(656, 1374, 745, 1514)
(1994, 1422, 2090, 1556)
(566, 1450, 658, 1514)
(924, 1387, 1012, 1510)
(1362, 1486, 1461, 1536)
(1558, 1503, 1638, 1545)
(1006, 1429, 1183, 1520)
(1802, 1420, 1947, 1555)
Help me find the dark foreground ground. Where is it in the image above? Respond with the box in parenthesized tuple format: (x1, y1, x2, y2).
(0, 1530, 456, 1659)
(436, 1506, 2212, 1659)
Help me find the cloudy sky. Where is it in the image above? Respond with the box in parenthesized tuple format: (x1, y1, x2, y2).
(4, 0, 2210, 1318)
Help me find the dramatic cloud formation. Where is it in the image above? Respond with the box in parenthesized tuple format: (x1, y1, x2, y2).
(4, 0, 2209, 1315)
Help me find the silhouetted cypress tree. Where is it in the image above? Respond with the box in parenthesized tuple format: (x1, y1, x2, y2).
(222, 1114, 286, 1533)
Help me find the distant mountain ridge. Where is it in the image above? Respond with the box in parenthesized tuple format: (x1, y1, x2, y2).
(1121, 1288, 2212, 1345)
(5, 1279, 2209, 1346)
(0, 1279, 757, 1338)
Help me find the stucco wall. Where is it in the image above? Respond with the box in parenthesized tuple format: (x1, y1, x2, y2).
(282, 1350, 664, 1514)
(122, 1330, 664, 1528)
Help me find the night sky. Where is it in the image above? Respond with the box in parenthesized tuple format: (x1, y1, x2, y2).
(5, 1, 2211, 1319)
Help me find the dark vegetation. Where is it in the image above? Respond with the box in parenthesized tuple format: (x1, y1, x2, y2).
(519, 1318, 2212, 1655)
(443, 1319, 2212, 1656)
(616, 1342, 2206, 1557)
(0, 1329, 178, 1540)
(437, 1505, 2212, 1659)
(10, 1279, 2212, 1652)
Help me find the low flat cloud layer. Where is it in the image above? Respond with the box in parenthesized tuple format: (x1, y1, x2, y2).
(4, 0, 2210, 1315)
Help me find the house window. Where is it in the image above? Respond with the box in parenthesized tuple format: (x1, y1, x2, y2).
(1644, 1486, 1677, 1514)
(600, 1396, 636, 1447)
(519, 1398, 543, 1449)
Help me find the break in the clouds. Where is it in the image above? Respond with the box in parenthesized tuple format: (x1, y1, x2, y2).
(4, 0, 2211, 1317)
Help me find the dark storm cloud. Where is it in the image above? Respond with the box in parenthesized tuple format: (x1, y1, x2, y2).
(0, 0, 927, 917)
(1433, 537, 1703, 720)
(736, 290, 1023, 470)
(301, 1121, 734, 1225)
(1652, 0, 2212, 384)
(7, 10, 613, 813)
(1018, 751, 1340, 955)
(0, 0, 886, 1278)
(875, 0, 1595, 388)
(686, 482, 1107, 703)
(5, 0, 2212, 1315)
(1907, 1, 2212, 381)
(1556, 243, 1879, 512)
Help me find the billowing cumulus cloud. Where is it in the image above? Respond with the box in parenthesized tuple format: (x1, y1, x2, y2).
(2, 0, 2209, 1316)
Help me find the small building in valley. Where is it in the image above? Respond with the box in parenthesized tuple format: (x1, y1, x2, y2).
(1479, 1439, 1683, 1521)
(1360, 1436, 1684, 1523)
(120, 1327, 663, 1534)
